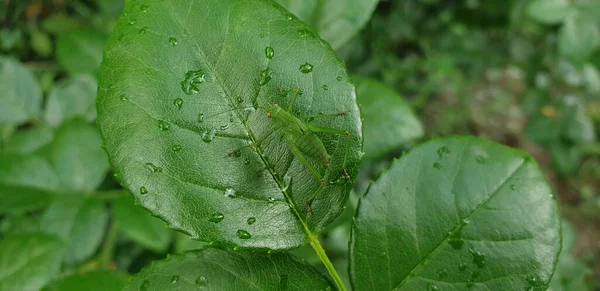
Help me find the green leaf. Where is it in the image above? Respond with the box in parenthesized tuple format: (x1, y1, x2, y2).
(354, 76, 423, 159)
(124, 248, 332, 290)
(0, 56, 42, 125)
(98, 0, 362, 249)
(2, 124, 54, 154)
(275, 0, 379, 49)
(47, 119, 110, 192)
(113, 195, 172, 253)
(42, 270, 130, 291)
(174, 232, 208, 253)
(0, 214, 41, 235)
(350, 137, 560, 290)
(0, 233, 65, 291)
(548, 221, 591, 291)
(559, 14, 600, 62)
(41, 195, 108, 265)
(44, 76, 98, 127)
(526, 0, 571, 24)
(56, 28, 106, 76)
(549, 142, 581, 177)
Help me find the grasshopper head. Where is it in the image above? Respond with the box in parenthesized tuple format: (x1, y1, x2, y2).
(266, 103, 282, 119)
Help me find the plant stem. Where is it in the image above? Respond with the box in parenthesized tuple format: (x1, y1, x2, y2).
(99, 221, 118, 269)
(308, 232, 347, 291)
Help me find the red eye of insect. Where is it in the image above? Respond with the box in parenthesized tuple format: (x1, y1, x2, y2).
(267, 112, 272, 118)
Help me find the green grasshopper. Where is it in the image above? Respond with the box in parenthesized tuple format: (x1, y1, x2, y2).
(228, 87, 352, 210)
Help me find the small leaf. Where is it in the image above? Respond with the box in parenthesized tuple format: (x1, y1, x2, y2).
(275, 0, 379, 49)
(40, 195, 108, 265)
(527, 0, 571, 24)
(0, 57, 42, 125)
(350, 137, 560, 290)
(559, 14, 600, 62)
(2, 124, 54, 154)
(124, 248, 331, 291)
(354, 76, 423, 159)
(42, 270, 130, 291)
(0, 233, 65, 291)
(44, 76, 98, 127)
(113, 195, 172, 253)
(56, 28, 106, 76)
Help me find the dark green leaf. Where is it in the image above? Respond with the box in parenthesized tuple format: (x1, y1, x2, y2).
(174, 232, 208, 253)
(0, 233, 65, 291)
(0, 214, 41, 235)
(526, 0, 571, 24)
(0, 57, 42, 125)
(56, 28, 106, 76)
(124, 248, 331, 291)
(2, 124, 54, 154)
(354, 76, 423, 159)
(113, 195, 172, 253)
(350, 137, 560, 290)
(549, 142, 581, 177)
(44, 76, 98, 127)
(41, 195, 108, 265)
(98, 0, 362, 249)
(47, 119, 110, 192)
(42, 270, 130, 291)
(275, 0, 378, 49)
(559, 14, 600, 62)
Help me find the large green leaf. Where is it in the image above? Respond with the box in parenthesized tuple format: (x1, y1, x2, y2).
(354, 76, 423, 159)
(56, 28, 106, 76)
(40, 195, 108, 265)
(113, 195, 172, 253)
(558, 14, 600, 62)
(0, 233, 65, 291)
(42, 270, 130, 291)
(97, 0, 362, 249)
(275, 0, 379, 49)
(44, 76, 98, 127)
(526, 0, 571, 24)
(0, 56, 42, 125)
(350, 137, 560, 290)
(124, 248, 331, 290)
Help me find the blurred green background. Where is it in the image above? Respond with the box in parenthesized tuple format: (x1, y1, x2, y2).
(0, 0, 598, 290)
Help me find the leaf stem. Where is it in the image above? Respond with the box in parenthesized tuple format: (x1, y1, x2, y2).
(308, 232, 347, 291)
(99, 221, 118, 269)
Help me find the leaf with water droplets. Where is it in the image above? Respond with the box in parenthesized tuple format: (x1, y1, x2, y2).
(97, 0, 362, 250)
(123, 248, 331, 291)
(350, 137, 560, 290)
(41, 270, 130, 291)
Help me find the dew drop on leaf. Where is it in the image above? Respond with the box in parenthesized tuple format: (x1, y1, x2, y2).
(171, 145, 181, 151)
(119, 94, 128, 101)
(475, 155, 486, 164)
(236, 229, 252, 239)
(195, 276, 208, 287)
(322, 85, 328, 91)
(209, 213, 224, 223)
(139, 27, 148, 35)
(433, 162, 442, 170)
(145, 162, 162, 173)
(173, 98, 183, 109)
(180, 70, 206, 95)
(128, 19, 136, 26)
(244, 158, 250, 165)
(171, 275, 179, 284)
(510, 184, 516, 190)
(336, 76, 343, 81)
(220, 124, 229, 131)
(265, 46, 274, 59)
(169, 37, 178, 46)
(224, 188, 236, 197)
(246, 217, 256, 225)
(158, 120, 170, 131)
(197, 113, 205, 123)
(437, 146, 450, 159)
(259, 68, 273, 86)
(201, 129, 216, 143)
(297, 28, 312, 37)
(459, 262, 468, 271)
(437, 269, 448, 278)
(139, 186, 148, 195)
(299, 62, 313, 73)
(286, 14, 293, 20)
(428, 283, 438, 291)
(470, 249, 486, 268)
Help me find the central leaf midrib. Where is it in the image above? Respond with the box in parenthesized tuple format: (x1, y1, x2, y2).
(392, 158, 527, 290)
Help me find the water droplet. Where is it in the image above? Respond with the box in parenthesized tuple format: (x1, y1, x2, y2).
(224, 188, 236, 198)
(459, 262, 468, 271)
(139, 27, 148, 35)
(437, 269, 448, 278)
(209, 213, 224, 223)
(119, 94, 128, 101)
(322, 85, 328, 90)
(470, 249, 486, 268)
(462, 218, 470, 224)
(180, 70, 206, 95)
(220, 124, 230, 131)
(169, 37, 178, 46)
(246, 217, 256, 225)
(171, 145, 181, 151)
(428, 283, 438, 291)
(236, 229, 252, 239)
(268, 197, 276, 203)
(299, 62, 313, 73)
(259, 33, 265, 38)
(259, 68, 273, 86)
(236, 96, 243, 104)
(549, 193, 555, 199)
(195, 276, 208, 287)
(197, 113, 205, 123)
(297, 28, 312, 37)
(140, 5, 149, 12)
(282, 174, 292, 191)
(433, 162, 442, 170)
(139, 186, 148, 195)
(140, 280, 150, 291)
(158, 120, 170, 131)
(437, 146, 450, 159)
(510, 184, 516, 190)
(286, 14, 293, 20)
(201, 129, 216, 143)
(476, 155, 486, 164)
(128, 19, 136, 26)
(336, 76, 343, 81)
(145, 162, 163, 173)
(174, 98, 183, 109)
(265, 46, 274, 59)
(244, 158, 250, 165)
(171, 275, 179, 284)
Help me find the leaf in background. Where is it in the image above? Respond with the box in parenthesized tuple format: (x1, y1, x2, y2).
(174, 232, 208, 254)
(0, 56, 42, 125)
(275, 0, 379, 49)
(526, 0, 571, 24)
(124, 248, 332, 291)
(95, 0, 125, 20)
(40, 195, 108, 265)
(350, 137, 560, 290)
(56, 28, 106, 76)
(0, 233, 65, 291)
(2, 124, 54, 154)
(98, 0, 362, 249)
(549, 142, 581, 177)
(113, 195, 172, 253)
(354, 76, 423, 159)
(548, 221, 591, 291)
(44, 76, 98, 127)
(0, 214, 41, 235)
(559, 14, 600, 62)
(42, 270, 130, 291)
(30, 30, 53, 57)
(47, 119, 110, 192)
